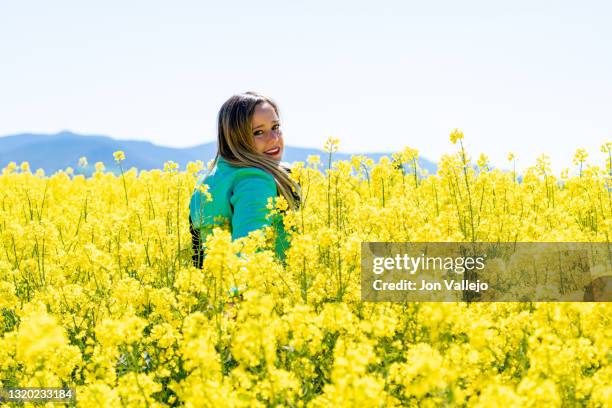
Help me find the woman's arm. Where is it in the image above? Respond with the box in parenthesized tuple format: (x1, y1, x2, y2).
(230, 169, 278, 240)
(189, 212, 204, 269)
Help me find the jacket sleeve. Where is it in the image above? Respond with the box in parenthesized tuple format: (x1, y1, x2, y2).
(230, 169, 278, 240)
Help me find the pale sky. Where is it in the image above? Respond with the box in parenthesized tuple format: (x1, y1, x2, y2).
(1, 0, 611, 173)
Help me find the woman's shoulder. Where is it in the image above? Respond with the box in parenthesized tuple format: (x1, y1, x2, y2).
(207, 157, 269, 182)
(232, 165, 275, 183)
(217, 156, 271, 176)
(215, 160, 275, 192)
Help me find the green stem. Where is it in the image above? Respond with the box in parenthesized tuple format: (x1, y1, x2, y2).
(459, 140, 476, 242)
(118, 162, 129, 207)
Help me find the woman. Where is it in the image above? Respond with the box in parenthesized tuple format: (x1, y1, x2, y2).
(189, 92, 301, 268)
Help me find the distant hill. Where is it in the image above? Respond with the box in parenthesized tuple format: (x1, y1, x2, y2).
(0, 130, 437, 175)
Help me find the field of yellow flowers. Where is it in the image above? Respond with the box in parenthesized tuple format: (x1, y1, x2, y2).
(0, 132, 611, 407)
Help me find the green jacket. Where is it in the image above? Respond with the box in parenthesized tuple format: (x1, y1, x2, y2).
(189, 156, 292, 266)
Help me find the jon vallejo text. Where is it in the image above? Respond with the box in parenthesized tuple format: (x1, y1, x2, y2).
(372, 278, 489, 292)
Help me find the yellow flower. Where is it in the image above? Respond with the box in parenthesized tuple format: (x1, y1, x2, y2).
(507, 152, 516, 162)
(117, 372, 161, 406)
(477, 153, 489, 169)
(15, 302, 81, 381)
(401, 146, 419, 162)
(186, 160, 203, 174)
(163, 160, 179, 172)
(350, 155, 362, 171)
(4, 161, 17, 174)
(324, 136, 340, 153)
(77, 382, 120, 407)
(275, 195, 289, 212)
(307, 155, 321, 166)
(535, 154, 551, 175)
(449, 128, 464, 144)
(113, 150, 126, 162)
(95, 314, 147, 349)
(197, 183, 213, 202)
(573, 148, 588, 165)
(78, 156, 88, 167)
(560, 168, 569, 180)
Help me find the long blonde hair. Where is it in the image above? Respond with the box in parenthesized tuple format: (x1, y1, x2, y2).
(212, 91, 301, 211)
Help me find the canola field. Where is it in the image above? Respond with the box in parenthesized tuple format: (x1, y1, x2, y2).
(0, 133, 611, 407)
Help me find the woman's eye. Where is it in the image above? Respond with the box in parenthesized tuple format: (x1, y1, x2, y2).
(253, 124, 280, 136)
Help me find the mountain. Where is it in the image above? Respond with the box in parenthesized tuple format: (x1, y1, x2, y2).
(0, 130, 437, 175)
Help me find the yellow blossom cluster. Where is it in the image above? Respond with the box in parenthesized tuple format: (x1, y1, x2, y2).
(0, 135, 611, 407)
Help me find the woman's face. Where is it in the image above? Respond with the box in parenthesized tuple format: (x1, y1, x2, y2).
(251, 101, 284, 161)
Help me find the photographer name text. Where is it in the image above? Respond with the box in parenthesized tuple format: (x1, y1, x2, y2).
(372, 279, 489, 292)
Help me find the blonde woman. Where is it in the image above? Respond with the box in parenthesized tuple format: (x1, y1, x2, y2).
(189, 92, 301, 269)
